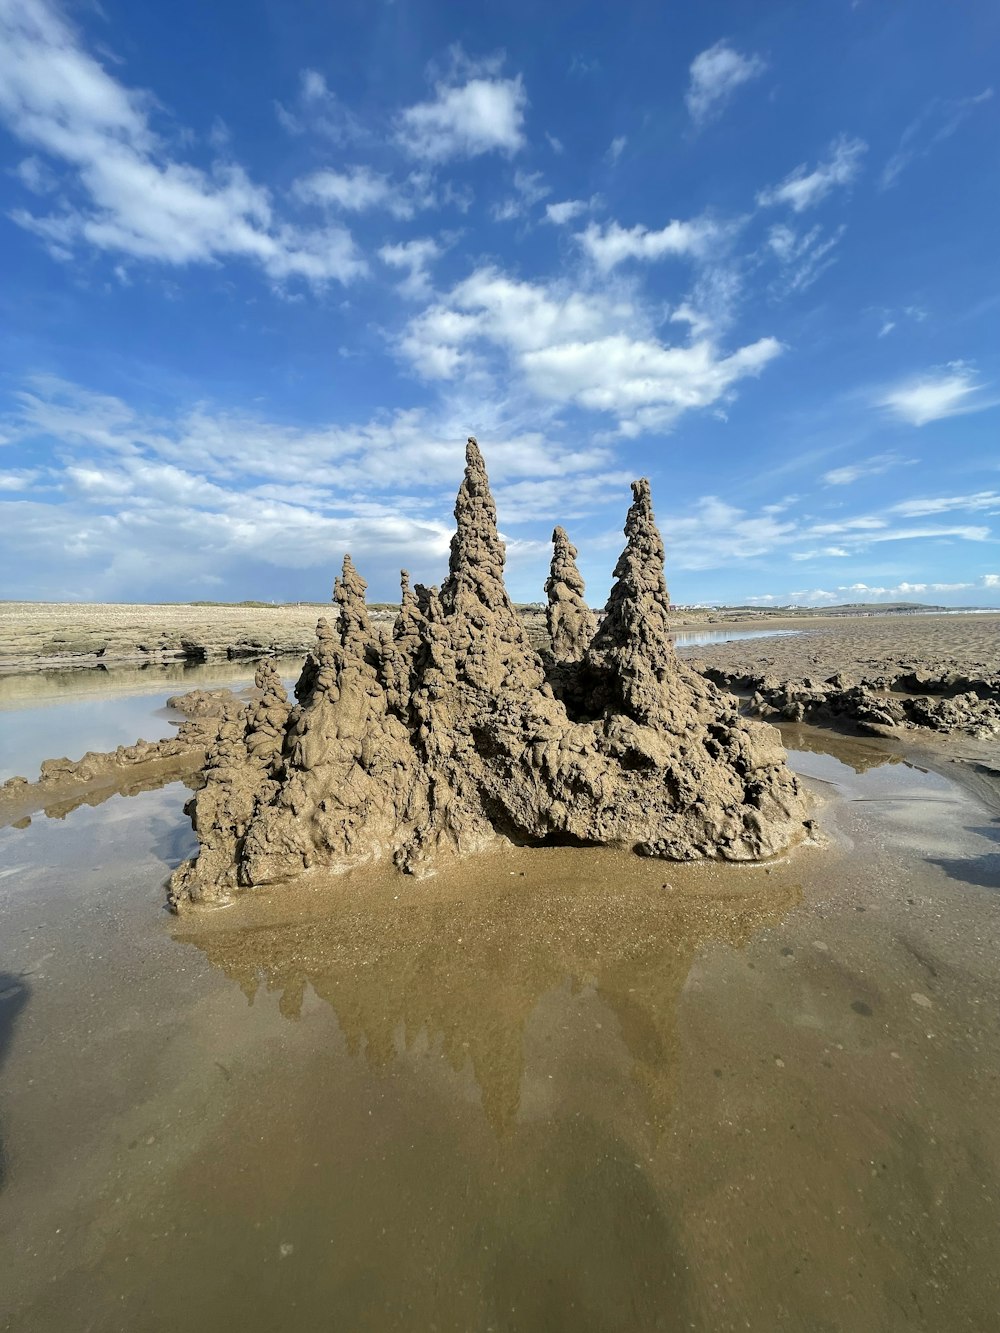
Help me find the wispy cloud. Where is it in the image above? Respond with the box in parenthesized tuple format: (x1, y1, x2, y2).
(823, 452, 916, 486)
(757, 135, 867, 212)
(274, 68, 368, 144)
(766, 222, 846, 294)
(491, 168, 551, 222)
(606, 135, 627, 163)
(889, 491, 1000, 518)
(878, 363, 996, 426)
(685, 41, 766, 126)
(881, 88, 994, 189)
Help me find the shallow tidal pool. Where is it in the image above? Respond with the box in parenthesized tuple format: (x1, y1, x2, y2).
(1, 708, 999, 1331)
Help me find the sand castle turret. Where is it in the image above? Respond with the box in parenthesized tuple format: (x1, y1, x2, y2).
(586, 477, 678, 725)
(545, 526, 597, 664)
(441, 437, 545, 693)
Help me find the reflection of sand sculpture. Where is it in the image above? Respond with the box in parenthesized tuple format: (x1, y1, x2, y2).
(170, 440, 807, 910)
(176, 867, 801, 1135)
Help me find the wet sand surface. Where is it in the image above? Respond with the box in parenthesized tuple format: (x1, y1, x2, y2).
(1, 720, 999, 1330)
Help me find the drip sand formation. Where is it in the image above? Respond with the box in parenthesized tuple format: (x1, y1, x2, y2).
(169, 439, 808, 910)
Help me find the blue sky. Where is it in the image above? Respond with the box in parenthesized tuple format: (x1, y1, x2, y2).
(1, 0, 998, 608)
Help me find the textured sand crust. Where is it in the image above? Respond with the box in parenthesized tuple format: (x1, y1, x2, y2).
(682, 613, 1000, 738)
(170, 441, 809, 909)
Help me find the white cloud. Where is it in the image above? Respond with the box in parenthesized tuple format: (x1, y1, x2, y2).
(379, 237, 441, 299)
(7, 375, 615, 494)
(734, 570, 999, 609)
(757, 135, 867, 212)
(823, 452, 916, 486)
(686, 41, 766, 126)
(577, 216, 722, 271)
(878, 364, 996, 426)
(545, 199, 588, 225)
(606, 135, 627, 163)
(790, 546, 850, 561)
(8, 373, 997, 600)
(396, 71, 526, 161)
(627, 485, 996, 573)
(520, 334, 781, 434)
(874, 305, 927, 338)
(838, 580, 973, 598)
(789, 589, 839, 605)
(396, 266, 782, 433)
(882, 88, 993, 189)
(293, 166, 422, 218)
(0, 0, 365, 284)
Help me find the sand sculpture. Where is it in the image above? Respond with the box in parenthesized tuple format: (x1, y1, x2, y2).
(545, 526, 597, 663)
(169, 439, 808, 910)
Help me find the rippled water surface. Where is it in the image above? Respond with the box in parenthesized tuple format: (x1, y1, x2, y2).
(1, 705, 999, 1331)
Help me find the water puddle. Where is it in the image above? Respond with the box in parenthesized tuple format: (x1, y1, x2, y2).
(0, 658, 303, 782)
(671, 628, 802, 649)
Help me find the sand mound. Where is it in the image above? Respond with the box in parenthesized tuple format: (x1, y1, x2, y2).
(169, 441, 807, 910)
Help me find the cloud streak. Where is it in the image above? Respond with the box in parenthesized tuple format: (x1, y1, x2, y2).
(757, 135, 866, 212)
(881, 88, 994, 188)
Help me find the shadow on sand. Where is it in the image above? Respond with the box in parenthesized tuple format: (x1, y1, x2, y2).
(0, 971, 30, 1190)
